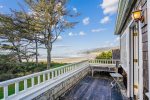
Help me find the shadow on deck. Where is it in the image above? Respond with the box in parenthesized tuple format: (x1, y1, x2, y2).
(60, 73, 123, 100)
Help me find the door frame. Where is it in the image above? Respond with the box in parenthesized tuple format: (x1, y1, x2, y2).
(129, 21, 140, 99)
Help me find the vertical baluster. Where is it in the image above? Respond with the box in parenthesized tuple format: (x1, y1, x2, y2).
(57, 70, 59, 76)
(15, 82, 19, 94)
(67, 67, 68, 72)
(58, 69, 61, 75)
(32, 77, 34, 87)
(72, 65, 74, 70)
(60, 69, 62, 74)
(48, 73, 50, 80)
(64, 67, 66, 73)
(65, 67, 67, 72)
(71, 65, 74, 71)
(24, 79, 27, 90)
(70, 66, 71, 71)
(43, 74, 45, 82)
(4, 85, 8, 99)
(68, 67, 70, 71)
(63, 67, 64, 73)
(52, 71, 54, 79)
(68, 66, 70, 71)
(61, 69, 62, 74)
(63, 68, 65, 73)
(54, 70, 56, 77)
(56, 70, 58, 76)
(38, 76, 40, 84)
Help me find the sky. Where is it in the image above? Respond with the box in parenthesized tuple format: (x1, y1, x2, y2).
(0, 0, 120, 58)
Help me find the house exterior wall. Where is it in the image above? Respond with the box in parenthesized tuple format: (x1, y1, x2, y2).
(141, 0, 149, 99)
(120, 24, 130, 97)
(147, 0, 150, 99)
(116, 0, 149, 99)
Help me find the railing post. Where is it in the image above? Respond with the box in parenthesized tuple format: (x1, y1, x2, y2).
(4, 85, 8, 99)
(15, 82, 19, 94)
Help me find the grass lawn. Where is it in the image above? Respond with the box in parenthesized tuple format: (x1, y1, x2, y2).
(0, 63, 66, 99)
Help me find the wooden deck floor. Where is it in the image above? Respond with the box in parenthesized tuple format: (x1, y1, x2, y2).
(61, 73, 123, 100)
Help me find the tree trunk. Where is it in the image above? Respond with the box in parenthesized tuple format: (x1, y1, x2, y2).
(35, 36, 38, 67)
(47, 41, 52, 69)
(16, 47, 22, 63)
(18, 54, 22, 63)
(12, 43, 22, 63)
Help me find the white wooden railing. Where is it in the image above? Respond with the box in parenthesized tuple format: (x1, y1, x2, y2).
(89, 59, 120, 65)
(0, 59, 120, 100)
(0, 60, 89, 100)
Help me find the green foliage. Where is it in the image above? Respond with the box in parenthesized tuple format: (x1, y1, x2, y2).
(96, 51, 112, 59)
(0, 54, 66, 81)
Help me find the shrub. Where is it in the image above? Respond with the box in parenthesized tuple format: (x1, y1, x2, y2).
(96, 51, 112, 59)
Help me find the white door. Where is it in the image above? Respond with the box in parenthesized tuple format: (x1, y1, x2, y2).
(130, 23, 139, 99)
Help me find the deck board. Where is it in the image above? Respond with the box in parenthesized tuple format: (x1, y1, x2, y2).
(61, 74, 123, 100)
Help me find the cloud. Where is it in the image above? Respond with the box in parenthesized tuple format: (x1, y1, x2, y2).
(68, 32, 77, 36)
(73, 7, 77, 13)
(0, 5, 3, 8)
(114, 37, 120, 42)
(102, 38, 120, 47)
(79, 31, 86, 36)
(57, 36, 62, 40)
(100, 0, 119, 15)
(91, 28, 106, 32)
(69, 32, 85, 36)
(82, 17, 90, 25)
(53, 45, 71, 48)
(68, 32, 73, 36)
(28, 9, 36, 15)
(100, 16, 110, 24)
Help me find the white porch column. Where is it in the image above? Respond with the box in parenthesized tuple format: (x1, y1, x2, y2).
(138, 21, 143, 100)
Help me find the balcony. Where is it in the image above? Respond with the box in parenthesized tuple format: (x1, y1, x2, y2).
(0, 59, 127, 100)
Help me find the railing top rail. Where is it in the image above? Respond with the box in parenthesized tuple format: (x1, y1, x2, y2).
(0, 60, 88, 86)
(89, 59, 120, 61)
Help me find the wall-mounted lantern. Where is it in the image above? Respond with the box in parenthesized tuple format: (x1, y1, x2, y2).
(132, 10, 144, 22)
